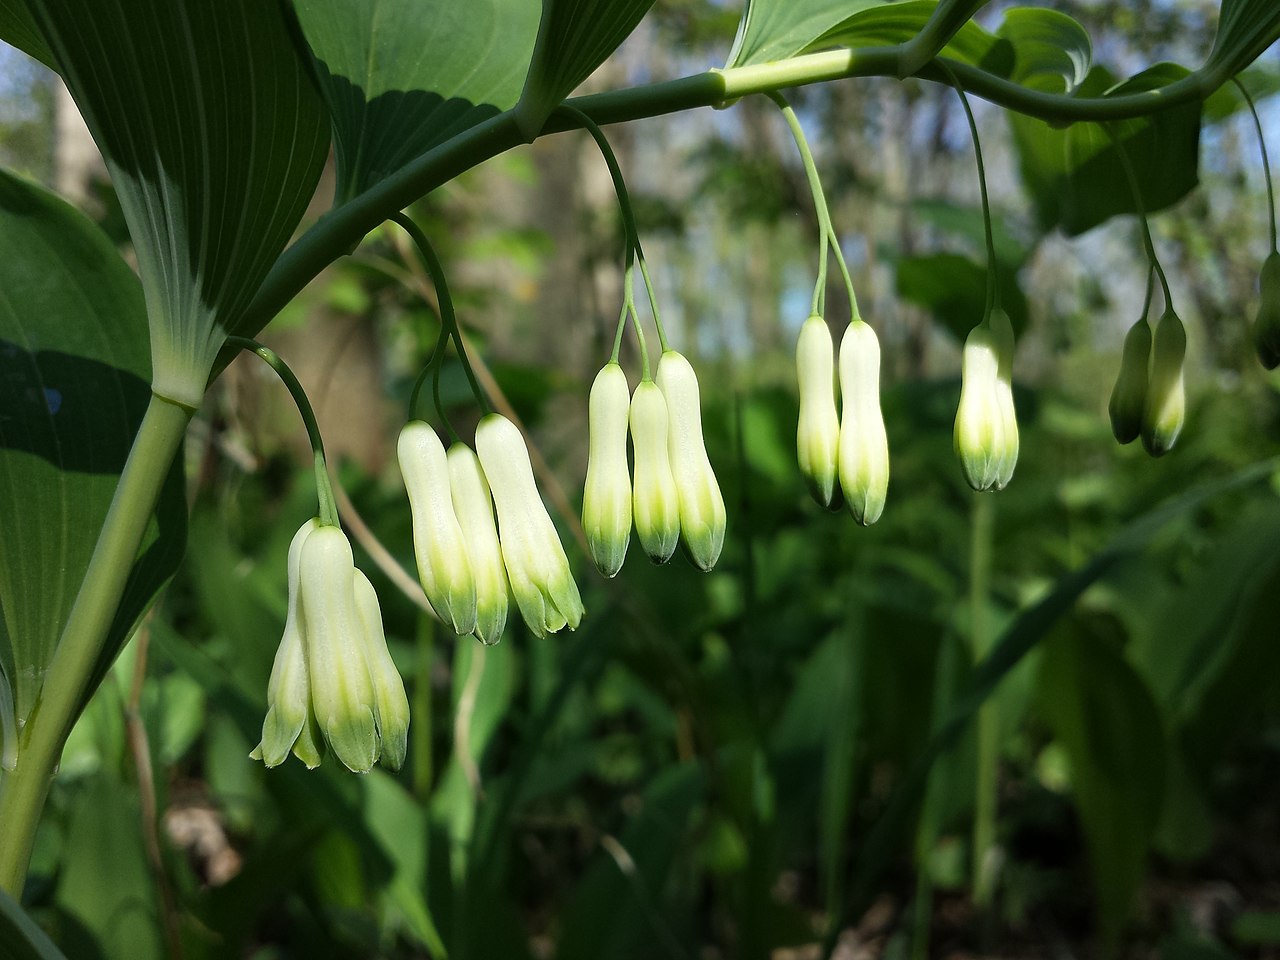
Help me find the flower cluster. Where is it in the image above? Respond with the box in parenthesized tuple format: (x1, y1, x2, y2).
(955, 309, 1019, 491)
(795, 315, 890, 523)
(1107, 308, 1187, 457)
(399, 414, 583, 642)
(581, 350, 726, 576)
(253, 520, 410, 773)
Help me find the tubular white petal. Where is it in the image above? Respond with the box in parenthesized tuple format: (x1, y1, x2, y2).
(582, 363, 633, 577)
(655, 350, 726, 572)
(629, 380, 681, 564)
(837, 320, 889, 525)
(475, 414, 584, 638)
(796, 315, 841, 510)
(448, 443, 510, 645)
(1142, 309, 1187, 457)
(398, 420, 478, 635)
(353, 570, 410, 771)
(298, 525, 380, 774)
(954, 323, 1004, 493)
(253, 518, 317, 768)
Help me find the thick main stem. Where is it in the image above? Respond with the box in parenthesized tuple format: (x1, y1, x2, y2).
(0, 394, 191, 894)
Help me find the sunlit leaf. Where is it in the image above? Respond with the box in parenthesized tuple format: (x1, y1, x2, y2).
(0, 169, 185, 727)
(1010, 63, 1201, 236)
(515, 0, 656, 138)
(26, 0, 330, 401)
(808, 0, 1001, 69)
(294, 0, 540, 204)
(727, 0, 890, 68)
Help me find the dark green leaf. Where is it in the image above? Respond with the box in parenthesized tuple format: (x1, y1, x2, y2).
(515, 0, 656, 138)
(895, 251, 1028, 342)
(994, 7, 1090, 93)
(0, 886, 67, 960)
(27, 0, 330, 400)
(1010, 63, 1202, 236)
(1037, 629, 1165, 945)
(0, 169, 185, 726)
(0, 0, 55, 69)
(294, 0, 540, 204)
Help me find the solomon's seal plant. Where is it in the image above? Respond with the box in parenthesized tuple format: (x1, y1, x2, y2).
(2, 0, 1279, 938)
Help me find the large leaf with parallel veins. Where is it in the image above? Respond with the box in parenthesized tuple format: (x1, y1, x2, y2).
(294, 0, 541, 204)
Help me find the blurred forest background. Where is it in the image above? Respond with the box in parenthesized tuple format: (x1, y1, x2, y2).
(5, 1, 1280, 958)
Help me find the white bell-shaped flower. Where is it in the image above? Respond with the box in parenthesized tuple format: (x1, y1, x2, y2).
(475, 414, 584, 638)
(629, 380, 681, 564)
(252, 519, 324, 769)
(298, 524, 381, 773)
(988, 309, 1019, 490)
(954, 323, 1005, 493)
(582, 363, 633, 577)
(796, 315, 842, 510)
(1142, 308, 1186, 457)
(655, 350, 726, 572)
(447, 442, 510, 645)
(837, 319, 889, 525)
(1109, 317, 1152, 446)
(398, 420, 478, 635)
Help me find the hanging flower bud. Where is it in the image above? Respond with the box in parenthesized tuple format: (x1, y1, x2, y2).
(988, 309, 1019, 490)
(1109, 317, 1152, 445)
(655, 350, 726, 572)
(447, 443, 510, 645)
(252, 519, 323, 769)
(837, 320, 889, 525)
(954, 323, 1005, 492)
(0, 665, 16, 773)
(475, 414, 585, 638)
(398, 421, 478, 636)
(352, 570, 411, 771)
(796, 315, 842, 510)
(582, 363, 633, 577)
(1253, 250, 1280, 370)
(1142, 309, 1186, 457)
(299, 525, 381, 773)
(629, 380, 681, 564)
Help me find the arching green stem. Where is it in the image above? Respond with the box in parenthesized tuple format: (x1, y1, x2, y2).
(407, 323, 453, 431)
(768, 91, 861, 320)
(1234, 77, 1277, 253)
(940, 61, 999, 318)
(1106, 124, 1174, 310)
(554, 105, 671, 353)
(390, 212, 490, 422)
(226, 337, 339, 528)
